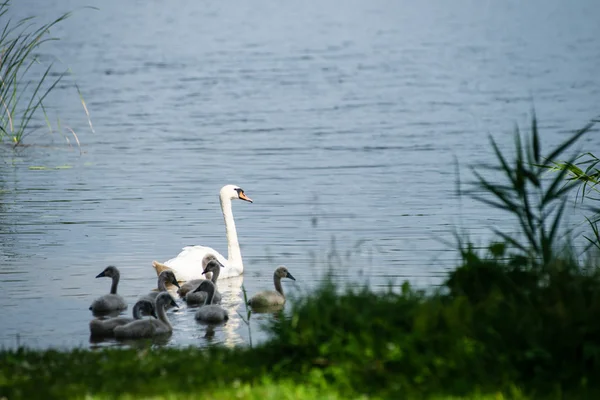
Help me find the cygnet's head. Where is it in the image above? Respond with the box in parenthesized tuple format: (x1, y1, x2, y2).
(202, 259, 224, 275)
(156, 292, 179, 309)
(160, 270, 180, 288)
(201, 254, 219, 269)
(220, 185, 253, 203)
(275, 266, 296, 281)
(96, 265, 120, 279)
(135, 299, 158, 319)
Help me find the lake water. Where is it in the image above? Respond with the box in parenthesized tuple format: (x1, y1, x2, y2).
(1, 0, 599, 350)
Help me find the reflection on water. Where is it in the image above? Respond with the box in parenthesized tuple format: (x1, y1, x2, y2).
(250, 304, 285, 315)
(1, 0, 599, 349)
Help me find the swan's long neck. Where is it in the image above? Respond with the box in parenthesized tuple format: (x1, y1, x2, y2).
(211, 266, 220, 284)
(132, 303, 144, 319)
(220, 196, 243, 270)
(157, 275, 167, 292)
(110, 274, 119, 295)
(204, 285, 215, 306)
(274, 274, 284, 297)
(157, 302, 172, 329)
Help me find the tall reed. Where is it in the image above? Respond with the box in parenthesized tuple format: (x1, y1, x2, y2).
(465, 113, 598, 267)
(0, 1, 93, 147)
(540, 150, 600, 249)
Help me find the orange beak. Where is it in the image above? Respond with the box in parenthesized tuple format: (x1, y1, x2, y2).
(239, 192, 253, 203)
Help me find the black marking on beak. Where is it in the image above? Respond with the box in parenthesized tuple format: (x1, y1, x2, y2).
(286, 272, 296, 281)
(235, 188, 253, 203)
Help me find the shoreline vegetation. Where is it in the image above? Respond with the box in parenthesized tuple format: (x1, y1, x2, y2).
(1, 116, 599, 399)
(0, 1, 93, 149)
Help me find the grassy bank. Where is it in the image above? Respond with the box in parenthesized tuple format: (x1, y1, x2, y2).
(1, 115, 599, 400)
(1, 258, 599, 399)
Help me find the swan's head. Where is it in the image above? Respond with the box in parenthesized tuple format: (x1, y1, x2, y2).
(159, 270, 180, 289)
(201, 254, 220, 268)
(194, 279, 216, 294)
(275, 265, 296, 281)
(220, 184, 253, 203)
(202, 259, 224, 275)
(134, 299, 158, 319)
(156, 292, 179, 309)
(96, 265, 120, 279)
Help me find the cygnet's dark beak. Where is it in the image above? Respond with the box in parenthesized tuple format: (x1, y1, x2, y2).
(286, 272, 296, 281)
(151, 309, 158, 319)
(95, 271, 106, 278)
(170, 298, 179, 308)
(172, 279, 180, 289)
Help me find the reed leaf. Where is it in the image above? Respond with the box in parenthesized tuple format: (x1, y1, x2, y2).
(469, 114, 597, 267)
(0, 1, 91, 145)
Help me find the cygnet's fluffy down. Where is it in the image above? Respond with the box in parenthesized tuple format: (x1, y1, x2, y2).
(184, 260, 224, 306)
(176, 255, 222, 296)
(194, 280, 228, 323)
(114, 292, 178, 339)
(89, 265, 127, 314)
(248, 266, 296, 308)
(139, 270, 180, 309)
(89, 299, 156, 337)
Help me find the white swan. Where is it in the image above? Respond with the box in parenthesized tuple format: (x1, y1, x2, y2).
(152, 184, 252, 281)
(89, 266, 128, 314)
(248, 266, 296, 308)
(114, 292, 178, 339)
(89, 299, 156, 337)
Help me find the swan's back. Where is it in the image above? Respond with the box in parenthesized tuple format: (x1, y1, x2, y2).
(160, 246, 228, 282)
(90, 317, 132, 337)
(177, 278, 204, 296)
(113, 319, 169, 339)
(139, 291, 159, 302)
(195, 305, 229, 323)
(90, 294, 127, 313)
(248, 290, 285, 308)
(90, 299, 155, 337)
(113, 292, 177, 339)
(185, 289, 222, 306)
(138, 291, 178, 311)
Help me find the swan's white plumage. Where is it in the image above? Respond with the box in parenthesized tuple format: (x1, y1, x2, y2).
(152, 185, 252, 281)
(163, 246, 233, 281)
